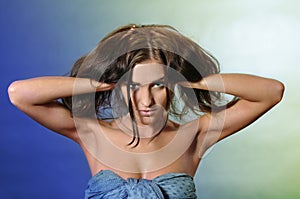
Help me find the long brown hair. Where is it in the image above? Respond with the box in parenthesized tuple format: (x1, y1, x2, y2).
(62, 24, 236, 146)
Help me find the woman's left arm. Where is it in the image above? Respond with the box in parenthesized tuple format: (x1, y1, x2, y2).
(190, 73, 284, 143)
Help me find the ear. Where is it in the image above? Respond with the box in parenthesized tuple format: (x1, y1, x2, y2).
(166, 83, 175, 108)
(167, 83, 175, 94)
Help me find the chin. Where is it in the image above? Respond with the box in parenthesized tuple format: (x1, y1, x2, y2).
(136, 117, 152, 126)
(134, 108, 168, 127)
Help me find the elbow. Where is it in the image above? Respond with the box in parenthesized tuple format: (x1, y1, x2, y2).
(8, 80, 24, 107)
(270, 80, 285, 105)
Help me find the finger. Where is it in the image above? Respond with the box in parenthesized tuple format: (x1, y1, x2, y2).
(177, 81, 192, 88)
(97, 83, 116, 91)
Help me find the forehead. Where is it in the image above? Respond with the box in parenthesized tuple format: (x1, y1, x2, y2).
(131, 62, 165, 83)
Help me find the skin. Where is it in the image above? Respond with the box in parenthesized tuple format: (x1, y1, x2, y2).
(119, 62, 169, 138)
(7, 60, 284, 180)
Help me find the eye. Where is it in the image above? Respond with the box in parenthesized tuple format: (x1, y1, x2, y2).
(152, 82, 165, 88)
(129, 83, 140, 90)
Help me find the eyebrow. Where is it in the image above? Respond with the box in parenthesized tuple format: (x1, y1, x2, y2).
(130, 77, 165, 84)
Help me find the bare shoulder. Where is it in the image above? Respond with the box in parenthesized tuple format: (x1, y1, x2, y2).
(185, 114, 220, 156)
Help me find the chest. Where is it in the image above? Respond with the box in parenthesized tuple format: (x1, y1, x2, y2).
(79, 120, 200, 177)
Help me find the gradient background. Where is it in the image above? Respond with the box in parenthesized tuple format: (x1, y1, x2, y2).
(1, 0, 299, 198)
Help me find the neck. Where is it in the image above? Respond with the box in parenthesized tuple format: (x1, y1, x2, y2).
(116, 114, 167, 139)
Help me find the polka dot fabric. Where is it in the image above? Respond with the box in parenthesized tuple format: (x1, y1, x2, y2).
(85, 170, 197, 199)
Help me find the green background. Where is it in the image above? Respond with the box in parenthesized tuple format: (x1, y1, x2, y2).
(1, 0, 299, 198)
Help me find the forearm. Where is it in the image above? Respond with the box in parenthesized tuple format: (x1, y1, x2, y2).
(196, 73, 284, 104)
(8, 76, 107, 105)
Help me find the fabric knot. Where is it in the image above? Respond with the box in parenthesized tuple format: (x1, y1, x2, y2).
(85, 170, 197, 199)
(126, 178, 151, 185)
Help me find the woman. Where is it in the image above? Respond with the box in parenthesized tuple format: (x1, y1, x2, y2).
(8, 24, 284, 198)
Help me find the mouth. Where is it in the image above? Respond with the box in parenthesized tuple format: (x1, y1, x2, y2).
(138, 109, 157, 117)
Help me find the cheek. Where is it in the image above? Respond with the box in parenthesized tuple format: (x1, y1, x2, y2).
(121, 86, 126, 96)
(153, 89, 168, 106)
(120, 86, 130, 105)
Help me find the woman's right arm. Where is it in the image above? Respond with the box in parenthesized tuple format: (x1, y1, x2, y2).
(8, 76, 113, 142)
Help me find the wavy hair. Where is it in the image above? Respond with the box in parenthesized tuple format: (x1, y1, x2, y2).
(62, 24, 236, 146)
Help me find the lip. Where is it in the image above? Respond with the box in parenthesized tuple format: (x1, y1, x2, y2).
(138, 109, 156, 116)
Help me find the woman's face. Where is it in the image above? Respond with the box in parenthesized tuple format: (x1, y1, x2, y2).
(122, 60, 168, 126)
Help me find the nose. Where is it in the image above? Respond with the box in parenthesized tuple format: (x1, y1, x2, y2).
(138, 85, 154, 107)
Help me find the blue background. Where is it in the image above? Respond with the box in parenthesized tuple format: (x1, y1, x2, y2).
(1, 0, 299, 198)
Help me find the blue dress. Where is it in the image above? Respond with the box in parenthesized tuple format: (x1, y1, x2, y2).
(85, 170, 197, 199)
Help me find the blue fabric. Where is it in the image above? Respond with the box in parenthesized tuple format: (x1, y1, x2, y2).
(85, 170, 197, 199)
